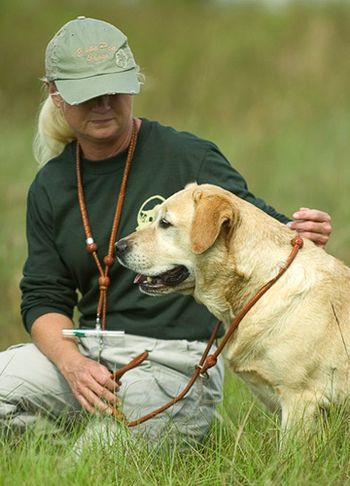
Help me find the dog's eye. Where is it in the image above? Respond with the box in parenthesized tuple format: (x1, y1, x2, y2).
(159, 218, 172, 229)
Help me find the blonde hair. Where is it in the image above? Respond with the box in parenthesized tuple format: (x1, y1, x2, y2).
(33, 71, 145, 166)
(33, 93, 75, 167)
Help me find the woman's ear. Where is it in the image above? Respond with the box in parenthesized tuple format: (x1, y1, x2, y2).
(47, 82, 63, 108)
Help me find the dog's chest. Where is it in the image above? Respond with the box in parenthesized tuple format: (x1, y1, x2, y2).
(225, 332, 283, 412)
(233, 367, 281, 413)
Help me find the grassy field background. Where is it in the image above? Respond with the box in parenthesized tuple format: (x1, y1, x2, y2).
(1, 0, 350, 483)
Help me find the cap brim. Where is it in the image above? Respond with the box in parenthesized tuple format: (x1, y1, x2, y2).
(55, 69, 140, 105)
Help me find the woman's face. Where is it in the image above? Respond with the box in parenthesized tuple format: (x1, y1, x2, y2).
(49, 83, 133, 146)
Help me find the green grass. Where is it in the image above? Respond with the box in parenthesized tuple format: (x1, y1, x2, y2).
(1, 0, 350, 483)
(2, 373, 350, 485)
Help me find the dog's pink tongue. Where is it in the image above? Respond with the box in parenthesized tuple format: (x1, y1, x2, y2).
(134, 274, 146, 284)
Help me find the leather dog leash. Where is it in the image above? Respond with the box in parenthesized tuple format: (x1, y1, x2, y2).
(110, 320, 222, 426)
(76, 117, 138, 332)
(111, 235, 304, 427)
(198, 235, 304, 375)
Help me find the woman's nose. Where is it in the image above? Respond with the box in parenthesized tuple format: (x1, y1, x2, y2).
(94, 95, 112, 111)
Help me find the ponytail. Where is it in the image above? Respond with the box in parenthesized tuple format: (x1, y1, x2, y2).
(33, 95, 75, 166)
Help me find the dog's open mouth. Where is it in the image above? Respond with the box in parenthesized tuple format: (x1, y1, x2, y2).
(133, 265, 190, 293)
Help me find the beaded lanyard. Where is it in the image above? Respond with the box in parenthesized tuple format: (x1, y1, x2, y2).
(76, 118, 138, 336)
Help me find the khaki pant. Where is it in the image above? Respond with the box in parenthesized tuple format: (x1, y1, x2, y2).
(0, 334, 224, 449)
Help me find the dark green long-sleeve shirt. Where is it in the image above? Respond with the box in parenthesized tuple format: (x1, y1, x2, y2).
(20, 118, 289, 340)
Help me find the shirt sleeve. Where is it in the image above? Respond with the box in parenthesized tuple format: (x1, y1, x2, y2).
(20, 182, 78, 333)
(197, 143, 290, 224)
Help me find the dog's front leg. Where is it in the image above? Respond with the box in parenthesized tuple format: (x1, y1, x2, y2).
(279, 391, 318, 446)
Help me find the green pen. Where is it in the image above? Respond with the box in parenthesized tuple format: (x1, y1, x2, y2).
(62, 329, 125, 338)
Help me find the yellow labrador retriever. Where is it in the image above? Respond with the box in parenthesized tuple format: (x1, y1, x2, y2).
(116, 183, 350, 435)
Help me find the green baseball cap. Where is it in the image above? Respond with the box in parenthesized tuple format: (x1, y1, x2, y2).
(45, 16, 140, 105)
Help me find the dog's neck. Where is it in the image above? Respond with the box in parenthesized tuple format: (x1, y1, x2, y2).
(193, 209, 297, 327)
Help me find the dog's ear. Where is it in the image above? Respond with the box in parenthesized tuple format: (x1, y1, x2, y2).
(190, 192, 234, 254)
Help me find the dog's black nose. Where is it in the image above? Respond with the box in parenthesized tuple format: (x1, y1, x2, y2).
(115, 238, 130, 257)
